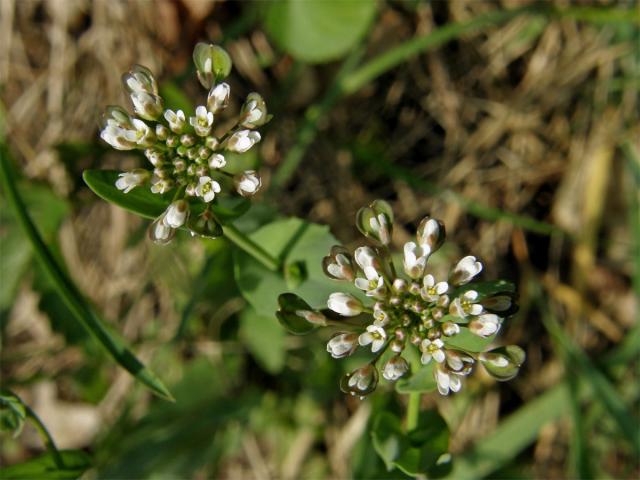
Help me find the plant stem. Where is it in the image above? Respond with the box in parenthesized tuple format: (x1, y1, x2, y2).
(24, 405, 64, 468)
(406, 392, 421, 432)
(222, 223, 281, 272)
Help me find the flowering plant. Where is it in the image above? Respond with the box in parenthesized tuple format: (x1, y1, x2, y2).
(277, 200, 525, 398)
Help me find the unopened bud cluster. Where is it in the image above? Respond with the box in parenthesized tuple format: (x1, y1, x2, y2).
(100, 43, 271, 244)
(278, 200, 524, 398)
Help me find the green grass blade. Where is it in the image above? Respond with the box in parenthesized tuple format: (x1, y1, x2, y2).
(0, 147, 173, 401)
(541, 302, 640, 455)
(446, 383, 571, 479)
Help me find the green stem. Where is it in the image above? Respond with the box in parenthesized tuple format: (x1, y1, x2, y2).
(222, 223, 281, 272)
(406, 392, 421, 432)
(24, 405, 64, 468)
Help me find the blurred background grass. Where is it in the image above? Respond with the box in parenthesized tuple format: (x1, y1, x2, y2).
(0, 0, 638, 478)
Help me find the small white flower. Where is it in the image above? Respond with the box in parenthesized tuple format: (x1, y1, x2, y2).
(327, 293, 363, 317)
(369, 213, 391, 245)
(358, 325, 387, 353)
(441, 322, 460, 337)
(235, 170, 261, 197)
(100, 125, 135, 150)
(382, 356, 409, 381)
(150, 176, 172, 194)
(373, 302, 390, 326)
(122, 118, 155, 147)
(420, 338, 445, 364)
(403, 241, 428, 279)
(325, 253, 354, 281)
(421, 274, 449, 302)
(446, 351, 474, 372)
(164, 109, 186, 133)
(327, 333, 359, 359)
(208, 153, 226, 169)
(346, 365, 378, 395)
(417, 217, 445, 253)
(189, 105, 214, 137)
(449, 290, 483, 318)
(353, 247, 386, 298)
(163, 200, 189, 228)
(227, 130, 261, 153)
(434, 364, 462, 396)
(148, 214, 175, 245)
(207, 82, 230, 113)
(195, 176, 221, 203)
(115, 169, 149, 193)
(469, 313, 501, 337)
(450, 255, 483, 285)
(130, 91, 163, 120)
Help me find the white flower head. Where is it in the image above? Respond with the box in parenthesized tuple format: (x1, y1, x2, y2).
(227, 130, 261, 153)
(450, 290, 483, 318)
(163, 200, 189, 229)
(469, 313, 501, 337)
(450, 255, 483, 286)
(190, 105, 214, 137)
(195, 176, 221, 203)
(208, 153, 226, 169)
(403, 241, 428, 279)
(354, 247, 386, 298)
(421, 274, 449, 302)
(382, 356, 409, 381)
(327, 292, 363, 317)
(235, 170, 262, 197)
(327, 333, 359, 359)
(115, 169, 149, 193)
(420, 338, 445, 364)
(358, 324, 387, 353)
(164, 109, 186, 133)
(207, 82, 230, 113)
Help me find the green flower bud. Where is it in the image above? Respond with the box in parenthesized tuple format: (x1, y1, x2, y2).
(193, 43, 232, 89)
(479, 345, 525, 381)
(187, 209, 223, 239)
(355, 199, 394, 245)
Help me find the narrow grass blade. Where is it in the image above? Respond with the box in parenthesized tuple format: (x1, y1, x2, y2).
(0, 147, 173, 401)
(541, 300, 640, 455)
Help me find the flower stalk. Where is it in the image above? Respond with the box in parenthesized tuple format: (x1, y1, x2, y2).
(222, 223, 281, 272)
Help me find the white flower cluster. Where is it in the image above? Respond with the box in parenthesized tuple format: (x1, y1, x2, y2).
(99, 43, 270, 243)
(279, 200, 524, 398)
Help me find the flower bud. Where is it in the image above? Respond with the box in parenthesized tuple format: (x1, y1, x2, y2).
(208, 153, 226, 169)
(276, 293, 320, 335)
(480, 291, 518, 316)
(227, 130, 261, 153)
(322, 246, 355, 281)
(187, 209, 223, 239)
(240, 92, 270, 128)
(469, 313, 501, 338)
(193, 43, 232, 89)
(148, 215, 175, 245)
(382, 355, 409, 381)
(327, 293, 363, 317)
(155, 124, 169, 140)
(340, 364, 378, 396)
(129, 91, 164, 121)
(417, 217, 446, 255)
(164, 109, 186, 134)
(115, 169, 150, 193)
(479, 345, 525, 381)
(327, 333, 359, 359)
(450, 256, 483, 286)
(163, 200, 189, 229)
(441, 322, 460, 337)
(235, 170, 261, 197)
(122, 64, 158, 96)
(355, 199, 393, 245)
(207, 82, 230, 113)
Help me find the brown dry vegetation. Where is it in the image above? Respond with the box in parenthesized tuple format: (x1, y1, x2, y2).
(1, 0, 638, 479)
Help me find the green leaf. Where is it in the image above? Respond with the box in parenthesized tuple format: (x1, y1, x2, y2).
(0, 149, 173, 401)
(0, 392, 26, 436)
(239, 306, 287, 374)
(234, 217, 359, 317)
(443, 328, 496, 353)
(0, 450, 91, 480)
(371, 410, 451, 477)
(159, 82, 194, 116)
(276, 293, 318, 335)
(82, 170, 250, 224)
(0, 183, 69, 310)
(264, 0, 377, 63)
